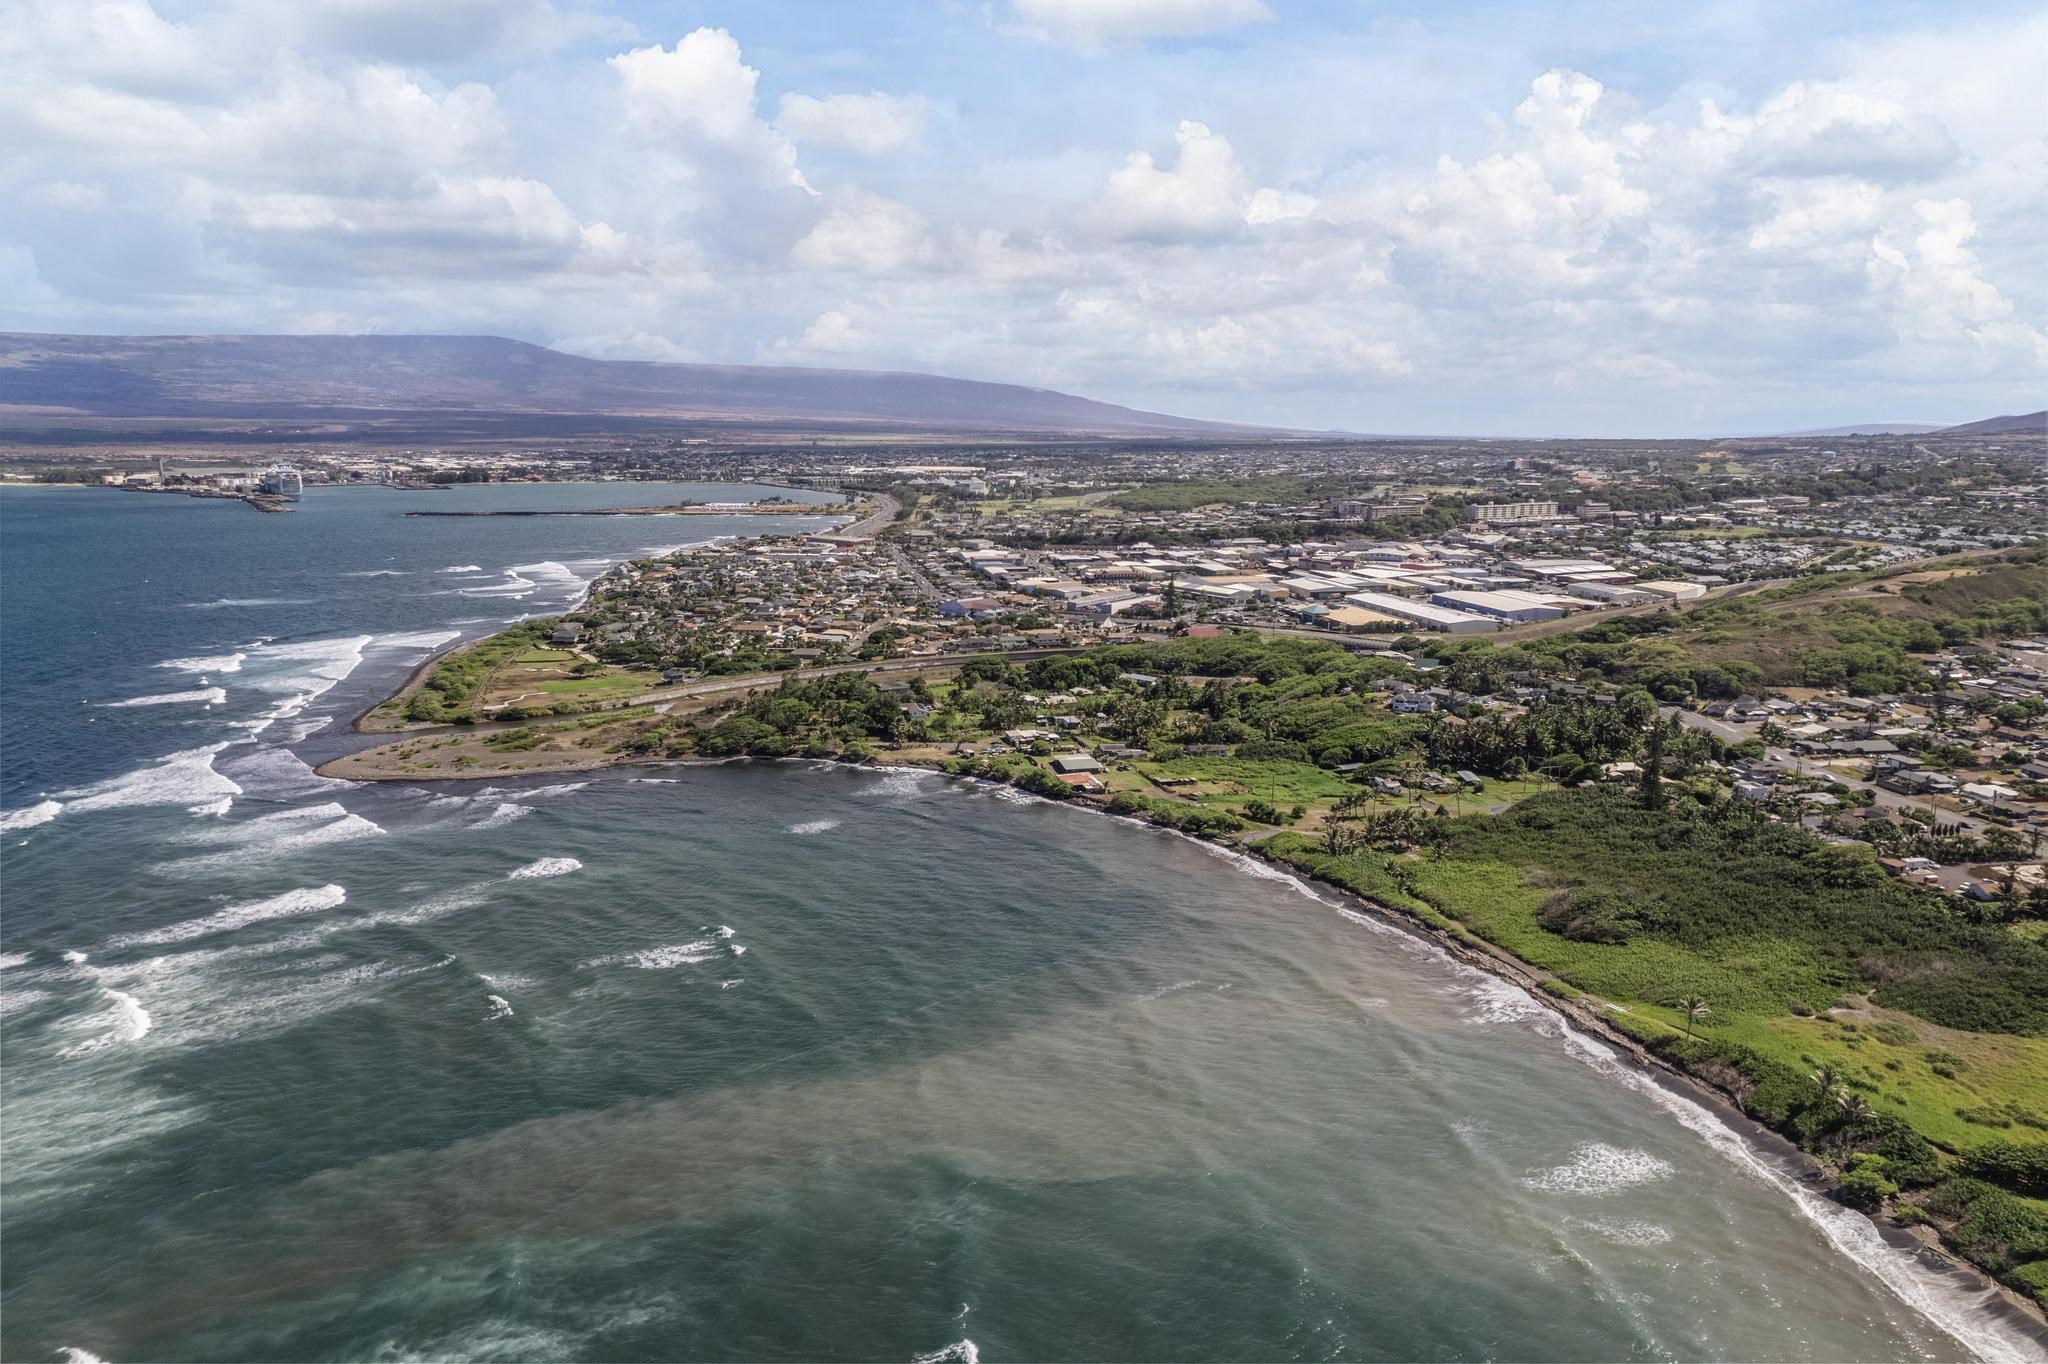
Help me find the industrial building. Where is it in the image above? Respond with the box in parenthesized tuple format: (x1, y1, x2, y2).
(1428, 589, 1567, 623)
(1636, 580, 1709, 601)
(1341, 590, 1499, 634)
(1566, 581, 1658, 606)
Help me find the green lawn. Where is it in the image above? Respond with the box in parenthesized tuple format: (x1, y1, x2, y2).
(533, 673, 657, 697)
(1135, 756, 1358, 807)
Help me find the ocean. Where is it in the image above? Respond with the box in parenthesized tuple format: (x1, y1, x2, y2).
(1, 484, 2041, 1363)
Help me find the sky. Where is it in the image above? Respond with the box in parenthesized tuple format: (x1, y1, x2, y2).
(2, 0, 2043, 436)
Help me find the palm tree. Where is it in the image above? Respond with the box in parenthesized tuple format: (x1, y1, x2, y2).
(1811, 1065, 1843, 1106)
(1674, 994, 1710, 1038)
(1837, 1092, 1873, 1122)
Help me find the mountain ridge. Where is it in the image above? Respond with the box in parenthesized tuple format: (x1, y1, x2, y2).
(0, 332, 1269, 437)
(1934, 410, 2046, 437)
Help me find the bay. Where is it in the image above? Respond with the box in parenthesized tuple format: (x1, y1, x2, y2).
(1, 485, 2039, 1362)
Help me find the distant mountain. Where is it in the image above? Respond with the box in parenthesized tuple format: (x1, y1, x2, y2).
(0, 333, 1263, 437)
(1934, 411, 2047, 437)
(1776, 422, 1946, 437)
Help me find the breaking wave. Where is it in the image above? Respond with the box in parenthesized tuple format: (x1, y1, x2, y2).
(579, 940, 720, 970)
(63, 987, 153, 1057)
(108, 885, 348, 949)
(58, 745, 243, 814)
(0, 799, 64, 831)
(103, 687, 227, 708)
(508, 857, 582, 880)
(157, 652, 245, 673)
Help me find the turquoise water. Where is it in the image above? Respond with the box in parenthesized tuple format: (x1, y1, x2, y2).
(2, 486, 2042, 1362)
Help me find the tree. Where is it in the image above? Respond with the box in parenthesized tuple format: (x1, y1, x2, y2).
(1835, 1153, 1897, 1211)
(1811, 1065, 1844, 1106)
(1640, 720, 1667, 811)
(1675, 993, 1710, 1037)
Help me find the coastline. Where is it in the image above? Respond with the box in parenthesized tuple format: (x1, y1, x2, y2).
(317, 733, 2048, 1348)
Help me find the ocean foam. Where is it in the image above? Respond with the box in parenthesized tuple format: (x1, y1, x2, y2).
(157, 651, 245, 673)
(508, 857, 582, 879)
(471, 802, 533, 830)
(580, 940, 719, 970)
(486, 995, 513, 1020)
(1460, 975, 1554, 1029)
(63, 987, 153, 1057)
(342, 569, 409, 577)
(1186, 839, 1335, 905)
(1551, 1027, 2048, 1362)
(0, 951, 31, 970)
(911, 1341, 980, 1364)
(158, 803, 381, 874)
(369, 629, 461, 652)
(109, 884, 347, 948)
(861, 769, 934, 800)
(481, 781, 588, 800)
(217, 747, 355, 800)
(0, 988, 50, 1017)
(59, 744, 243, 813)
(184, 597, 310, 609)
(103, 686, 228, 708)
(789, 818, 840, 834)
(233, 634, 374, 736)
(1568, 1215, 1675, 1247)
(57, 1348, 110, 1364)
(1523, 1143, 1675, 1196)
(0, 799, 64, 831)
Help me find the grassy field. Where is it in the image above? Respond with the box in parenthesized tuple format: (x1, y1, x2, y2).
(1265, 787, 2048, 1166)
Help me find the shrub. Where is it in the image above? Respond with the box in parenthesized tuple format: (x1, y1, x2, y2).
(1836, 1154, 1898, 1211)
(1960, 1140, 2048, 1197)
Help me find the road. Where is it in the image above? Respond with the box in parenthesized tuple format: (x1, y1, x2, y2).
(816, 493, 900, 541)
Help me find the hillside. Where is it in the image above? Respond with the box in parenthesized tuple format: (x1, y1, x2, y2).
(1937, 411, 2047, 437)
(0, 333, 1258, 437)
(1779, 422, 1945, 437)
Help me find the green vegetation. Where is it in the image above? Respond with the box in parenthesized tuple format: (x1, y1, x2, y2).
(1261, 784, 2048, 1304)
(403, 621, 557, 724)
(1403, 544, 2048, 702)
(1104, 475, 1339, 512)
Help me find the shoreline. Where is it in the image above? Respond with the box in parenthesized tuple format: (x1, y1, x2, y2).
(321, 742, 2048, 1348)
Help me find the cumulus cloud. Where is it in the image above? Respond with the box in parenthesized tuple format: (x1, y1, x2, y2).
(0, 0, 2039, 431)
(791, 192, 933, 273)
(1004, 0, 1274, 50)
(1088, 119, 1316, 240)
(1869, 198, 2048, 366)
(1090, 120, 1247, 239)
(777, 91, 928, 155)
(610, 27, 810, 191)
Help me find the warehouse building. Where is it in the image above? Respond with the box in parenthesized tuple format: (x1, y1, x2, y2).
(1341, 590, 1499, 634)
(1636, 580, 1709, 601)
(1429, 590, 1566, 623)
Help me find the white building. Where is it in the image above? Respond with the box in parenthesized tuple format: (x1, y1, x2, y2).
(1341, 590, 1499, 634)
(1467, 500, 1560, 524)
